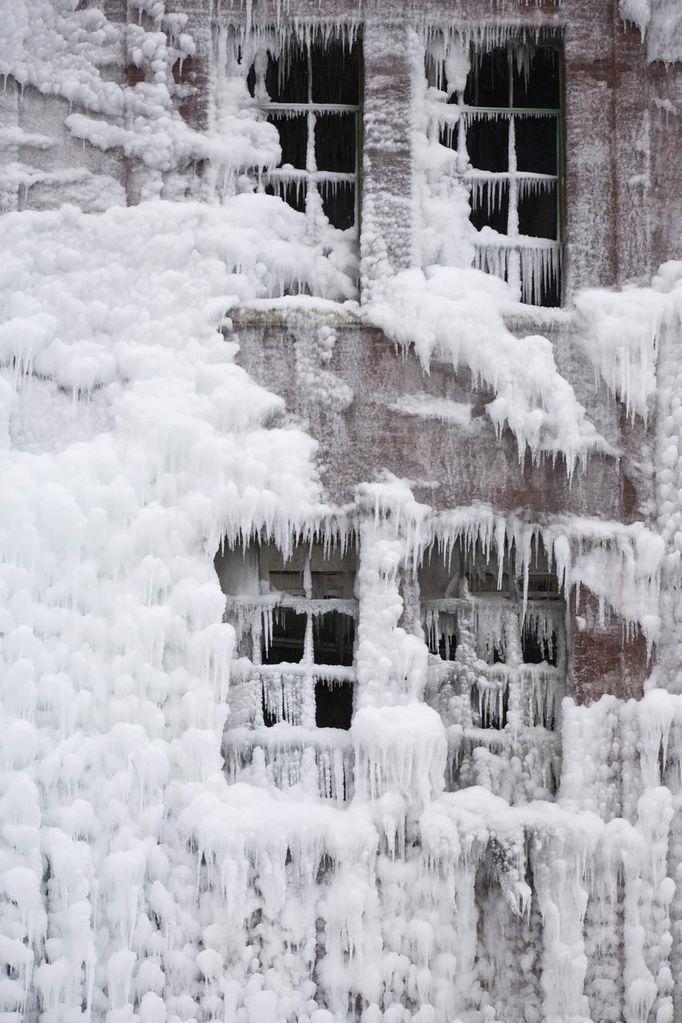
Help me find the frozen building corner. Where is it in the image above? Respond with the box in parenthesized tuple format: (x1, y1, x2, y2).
(2, 0, 682, 1021)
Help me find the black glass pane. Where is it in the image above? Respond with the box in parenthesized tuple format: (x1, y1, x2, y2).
(515, 115, 557, 175)
(315, 113, 356, 172)
(264, 41, 308, 102)
(512, 46, 561, 109)
(261, 608, 306, 664)
(313, 612, 355, 666)
(321, 180, 355, 230)
(464, 47, 510, 107)
(518, 182, 557, 240)
(471, 682, 508, 729)
(536, 267, 561, 309)
(437, 634, 457, 661)
(438, 121, 458, 150)
(268, 113, 307, 169)
(265, 177, 306, 214)
(521, 628, 558, 666)
(466, 116, 508, 173)
(469, 179, 509, 234)
(311, 36, 360, 104)
(315, 680, 353, 729)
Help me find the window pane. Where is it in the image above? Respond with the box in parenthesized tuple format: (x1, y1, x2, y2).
(471, 682, 508, 728)
(315, 679, 353, 729)
(465, 116, 509, 173)
(268, 112, 307, 169)
(311, 36, 360, 104)
(264, 40, 308, 102)
(518, 182, 557, 240)
(515, 115, 557, 176)
(315, 112, 356, 172)
(521, 627, 558, 666)
(265, 177, 306, 214)
(320, 180, 355, 231)
(464, 48, 510, 107)
(313, 611, 355, 666)
(261, 607, 306, 664)
(470, 179, 509, 234)
(512, 46, 561, 109)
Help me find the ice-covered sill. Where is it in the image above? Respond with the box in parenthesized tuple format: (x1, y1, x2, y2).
(225, 297, 574, 336)
(448, 724, 560, 750)
(500, 302, 573, 334)
(231, 660, 357, 684)
(227, 296, 362, 330)
(224, 724, 353, 750)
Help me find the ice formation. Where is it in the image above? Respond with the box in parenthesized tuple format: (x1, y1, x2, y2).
(2, 1, 682, 1022)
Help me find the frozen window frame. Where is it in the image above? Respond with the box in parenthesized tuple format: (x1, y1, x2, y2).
(216, 539, 357, 732)
(244, 29, 362, 235)
(428, 30, 564, 306)
(218, 537, 357, 801)
(420, 540, 567, 731)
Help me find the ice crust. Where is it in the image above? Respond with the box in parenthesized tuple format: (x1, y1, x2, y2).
(620, 0, 682, 62)
(2, 2, 682, 1022)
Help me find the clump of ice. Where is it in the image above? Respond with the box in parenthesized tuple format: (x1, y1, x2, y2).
(367, 267, 607, 469)
(0, 197, 341, 1019)
(620, 0, 682, 61)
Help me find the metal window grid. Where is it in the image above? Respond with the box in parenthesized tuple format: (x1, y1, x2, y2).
(429, 38, 564, 305)
(251, 43, 361, 234)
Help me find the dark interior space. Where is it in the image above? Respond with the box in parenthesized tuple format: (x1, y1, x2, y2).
(262, 607, 306, 664)
(449, 39, 562, 306)
(247, 34, 360, 231)
(471, 681, 508, 728)
(521, 625, 558, 665)
(315, 679, 354, 729)
(313, 611, 355, 666)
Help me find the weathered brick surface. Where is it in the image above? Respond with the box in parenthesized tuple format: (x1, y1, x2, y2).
(570, 592, 649, 704)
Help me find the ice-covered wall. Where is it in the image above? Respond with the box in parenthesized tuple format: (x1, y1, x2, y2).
(2, 1, 682, 1021)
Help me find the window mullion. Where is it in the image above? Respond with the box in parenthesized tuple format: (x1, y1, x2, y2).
(305, 45, 317, 233)
(507, 113, 521, 299)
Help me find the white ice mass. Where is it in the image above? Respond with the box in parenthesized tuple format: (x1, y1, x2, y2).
(2, 1, 682, 1021)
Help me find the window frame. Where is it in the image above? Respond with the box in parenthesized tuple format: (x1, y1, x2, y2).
(427, 31, 565, 306)
(247, 32, 363, 235)
(220, 540, 358, 732)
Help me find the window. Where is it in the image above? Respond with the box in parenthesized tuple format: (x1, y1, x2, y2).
(419, 538, 565, 730)
(215, 538, 357, 731)
(427, 31, 563, 306)
(241, 30, 361, 233)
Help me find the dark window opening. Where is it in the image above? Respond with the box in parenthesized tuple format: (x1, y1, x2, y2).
(437, 36, 563, 306)
(511, 47, 560, 109)
(262, 607, 306, 664)
(313, 612, 355, 666)
(245, 32, 361, 232)
(262, 691, 277, 728)
(521, 627, 558, 666)
(320, 181, 355, 232)
(471, 682, 508, 729)
(315, 680, 354, 729)
(268, 113, 307, 168)
(464, 117, 509, 174)
(436, 630, 458, 661)
(316, 113, 356, 173)
(310, 37, 360, 105)
(527, 572, 560, 597)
